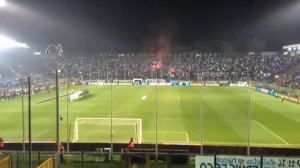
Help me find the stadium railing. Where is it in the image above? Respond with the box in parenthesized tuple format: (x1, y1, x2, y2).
(37, 157, 54, 168)
(122, 148, 189, 168)
(2, 150, 195, 168)
(4, 150, 300, 168)
(0, 151, 58, 168)
(0, 156, 12, 168)
(7, 149, 300, 168)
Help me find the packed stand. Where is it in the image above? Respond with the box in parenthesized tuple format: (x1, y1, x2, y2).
(1, 52, 299, 100)
(43, 52, 299, 82)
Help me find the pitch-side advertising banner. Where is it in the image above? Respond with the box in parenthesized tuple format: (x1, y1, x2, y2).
(263, 157, 300, 168)
(195, 155, 260, 168)
(196, 156, 300, 168)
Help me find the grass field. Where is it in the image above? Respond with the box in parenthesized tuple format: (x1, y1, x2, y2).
(1, 85, 300, 148)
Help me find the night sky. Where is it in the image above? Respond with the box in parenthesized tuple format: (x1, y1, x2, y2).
(1, 0, 300, 53)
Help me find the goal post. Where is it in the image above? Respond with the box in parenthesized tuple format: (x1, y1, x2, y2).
(73, 118, 142, 143)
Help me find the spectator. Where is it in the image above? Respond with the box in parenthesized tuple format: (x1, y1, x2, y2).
(128, 137, 134, 149)
(59, 144, 65, 164)
(0, 137, 4, 152)
(0, 137, 4, 149)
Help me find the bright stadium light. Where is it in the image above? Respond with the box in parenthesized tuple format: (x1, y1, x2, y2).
(0, 0, 6, 7)
(34, 51, 41, 55)
(0, 34, 29, 49)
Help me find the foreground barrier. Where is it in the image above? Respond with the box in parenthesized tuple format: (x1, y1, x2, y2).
(37, 157, 54, 168)
(0, 156, 11, 168)
(124, 152, 171, 168)
(122, 149, 189, 168)
(195, 155, 300, 168)
(3, 150, 300, 168)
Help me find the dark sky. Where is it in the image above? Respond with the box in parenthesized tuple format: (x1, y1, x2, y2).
(1, 0, 300, 53)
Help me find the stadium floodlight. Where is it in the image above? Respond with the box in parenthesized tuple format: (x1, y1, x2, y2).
(45, 44, 63, 161)
(45, 44, 63, 56)
(0, 0, 6, 7)
(0, 35, 29, 49)
(34, 52, 41, 55)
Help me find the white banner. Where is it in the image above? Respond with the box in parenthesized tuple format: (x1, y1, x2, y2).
(195, 156, 214, 168)
(230, 81, 247, 87)
(196, 156, 300, 168)
(263, 157, 300, 168)
(196, 155, 260, 168)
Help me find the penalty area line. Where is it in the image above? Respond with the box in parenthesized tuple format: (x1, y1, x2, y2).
(144, 131, 189, 143)
(33, 130, 49, 139)
(253, 120, 289, 145)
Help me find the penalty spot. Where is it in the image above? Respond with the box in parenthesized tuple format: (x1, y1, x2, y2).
(141, 95, 147, 100)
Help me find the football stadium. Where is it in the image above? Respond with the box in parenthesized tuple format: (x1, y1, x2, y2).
(2, 0, 300, 168)
(2, 85, 300, 147)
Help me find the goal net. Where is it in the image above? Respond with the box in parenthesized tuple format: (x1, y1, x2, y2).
(73, 118, 142, 143)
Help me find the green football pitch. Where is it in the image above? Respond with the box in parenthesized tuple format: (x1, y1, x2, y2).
(1, 85, 300, 148)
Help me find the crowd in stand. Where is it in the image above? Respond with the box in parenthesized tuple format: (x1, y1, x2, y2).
(44, 52, 299, 82)
(1, 52, 300, 100)
(1, 52, 298, 83)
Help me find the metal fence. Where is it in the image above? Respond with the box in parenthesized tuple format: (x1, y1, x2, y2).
(1, 150, 195, 168)
(37, 157, 54, 168)
(3, 150, 300, 168)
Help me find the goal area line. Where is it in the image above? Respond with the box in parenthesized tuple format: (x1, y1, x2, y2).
(141, 131, 190, 144)
(73, 117, 142, 143)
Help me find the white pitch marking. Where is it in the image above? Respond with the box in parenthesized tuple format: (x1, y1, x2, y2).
(33, 130, 49, 139)
(185, 132, 190, 142)
(253, 120, 289, 145)
(144, 131, 187, 134)
(144, 131, 189, 142)
(203, 141, 289, 146)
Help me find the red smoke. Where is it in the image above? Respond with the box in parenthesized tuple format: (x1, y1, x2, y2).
(169, 66, 176, 74)
(156, 31, 172, 65)
(143, 19, 176, 68)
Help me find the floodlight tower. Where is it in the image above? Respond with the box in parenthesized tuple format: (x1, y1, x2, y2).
(45, 44, 63, 154)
